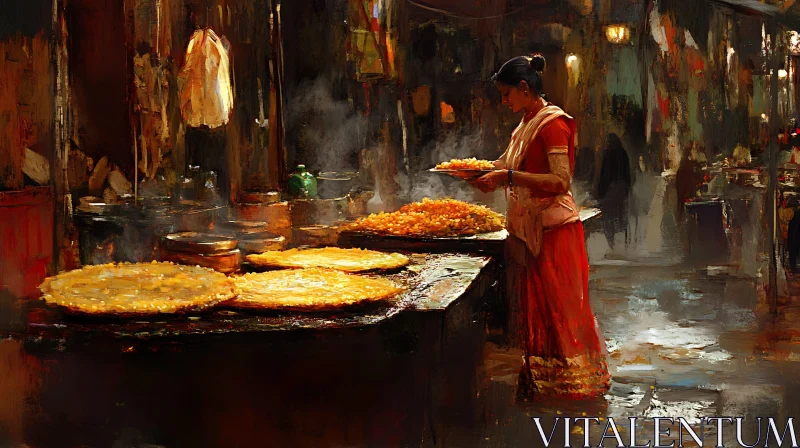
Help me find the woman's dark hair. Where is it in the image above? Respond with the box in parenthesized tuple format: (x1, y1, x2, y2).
(491, 55, 546, 97)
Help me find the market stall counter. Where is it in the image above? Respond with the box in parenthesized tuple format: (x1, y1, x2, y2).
(11, 252, 496, 447)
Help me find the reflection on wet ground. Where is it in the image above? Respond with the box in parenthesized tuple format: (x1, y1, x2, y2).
(467, 260, 800, 447)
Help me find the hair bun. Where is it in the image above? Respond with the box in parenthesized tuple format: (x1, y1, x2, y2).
(530, 55, 546, 72)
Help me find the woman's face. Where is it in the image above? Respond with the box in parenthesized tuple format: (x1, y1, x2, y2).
(496, 82, 530, 113)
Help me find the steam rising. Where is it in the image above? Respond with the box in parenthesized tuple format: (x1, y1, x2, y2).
(395, 171, 507, 213)
(422, 129, 496, 170)
(387, 128, 507, 211)
(286, 78, 367, 171)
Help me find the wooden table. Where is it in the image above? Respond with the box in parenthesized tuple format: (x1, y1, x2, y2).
(12, 253, 496, 447)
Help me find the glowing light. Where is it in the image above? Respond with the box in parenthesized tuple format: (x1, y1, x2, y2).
(440, 102, 455, 124)
(779, 69, 789, 79)
(566, 54, 578, 65)
(790, 31, 800, 55)
(605, 25, 630, 44)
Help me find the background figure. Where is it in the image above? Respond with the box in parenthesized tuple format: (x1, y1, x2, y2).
(675, 145, 703, 224)
(629, 155, 655, 251)
(596, 133, 631, 249)
(786, 199, 800, 273)
(573, 146, 595, 185)
(571, 146, 596, 207)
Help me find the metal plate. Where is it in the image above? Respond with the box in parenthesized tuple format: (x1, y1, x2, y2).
(428, 168, 492, 180)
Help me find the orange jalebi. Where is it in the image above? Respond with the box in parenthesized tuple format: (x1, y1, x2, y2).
(345, 198, 504, 237)
(435, 158, 495, 170)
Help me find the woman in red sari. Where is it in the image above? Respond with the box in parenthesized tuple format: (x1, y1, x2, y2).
(472, 55, 610, 399)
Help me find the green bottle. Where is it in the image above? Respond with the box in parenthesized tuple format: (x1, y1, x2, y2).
(287, 165, 318, 198)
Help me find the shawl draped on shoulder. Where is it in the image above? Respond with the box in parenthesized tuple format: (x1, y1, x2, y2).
(499, 105, 581, 257)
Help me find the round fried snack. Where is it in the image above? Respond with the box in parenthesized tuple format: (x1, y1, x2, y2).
(245, 247, 409, 272)
(231, 268, 405, 311)
(39, 262, 235, 316)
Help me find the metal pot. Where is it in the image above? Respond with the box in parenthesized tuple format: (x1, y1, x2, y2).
(233, 202, 292, 239)
(291, 198, 347, 226)
(237, 231, 287, 253)
(346, 189, 374, 218)
(293, 224, 341, 247)
(217, 220, 270, 235)
(239, 191, 281, 204)
(162, 232, 238, 255)
(161, 249, 241, 274)
(316, 171, 358, 199)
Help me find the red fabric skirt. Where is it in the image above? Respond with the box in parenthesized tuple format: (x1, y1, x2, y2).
(506, 222, 610, 399)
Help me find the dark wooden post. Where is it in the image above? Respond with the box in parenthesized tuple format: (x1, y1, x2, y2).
(268, 0, 287, 190)
(769, 18, 779, 315)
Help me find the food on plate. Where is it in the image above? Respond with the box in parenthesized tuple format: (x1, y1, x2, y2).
(230, 268, 404, 310)
(344, 197, 505, 237)
(246, 247, 409, 272)
(435, 158, 495, 170)
(39, 262, 235, 316)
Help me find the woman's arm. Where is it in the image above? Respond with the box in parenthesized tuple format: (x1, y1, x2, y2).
(471, 154, 571, 194)
(472, 119, 573, 194)
(507, 153, 571, 194)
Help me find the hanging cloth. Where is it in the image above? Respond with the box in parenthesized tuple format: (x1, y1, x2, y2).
(178, 28, 234, 129)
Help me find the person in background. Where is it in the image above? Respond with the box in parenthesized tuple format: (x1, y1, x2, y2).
(732, 144, 752, 167)
(597, 133, 632, 248)
(675, 144, 704, 224)
(790, 146, 800, 165)
(573, 145, 596, 186)
(470, 55, 610, 400)
(784, 195, 800, 273)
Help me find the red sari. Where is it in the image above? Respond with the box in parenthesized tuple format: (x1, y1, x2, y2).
(506, 115, 611, 399)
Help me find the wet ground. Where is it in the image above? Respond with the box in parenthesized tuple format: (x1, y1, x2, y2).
(443, 253, 800, 447)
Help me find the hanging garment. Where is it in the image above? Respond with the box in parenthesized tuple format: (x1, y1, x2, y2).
(178, 28, 234, 129)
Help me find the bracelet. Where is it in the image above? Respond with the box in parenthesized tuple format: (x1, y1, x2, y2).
(508, 169, 513, 186)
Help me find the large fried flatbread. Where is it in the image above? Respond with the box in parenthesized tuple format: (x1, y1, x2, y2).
(230, 268, 404, 311)
(39, 262, 235, 316)
(245, 247, 409, 272)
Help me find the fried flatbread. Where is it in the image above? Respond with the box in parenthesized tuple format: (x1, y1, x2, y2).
(245, 247, 409, 272)
(230, 268, 404, 310)
(39, 262, 235, 316)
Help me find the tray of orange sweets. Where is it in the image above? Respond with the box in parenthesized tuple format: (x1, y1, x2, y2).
(429, 158, 495, 180)
(338, 198, 507, 255)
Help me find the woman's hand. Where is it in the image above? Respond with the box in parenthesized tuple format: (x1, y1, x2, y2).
(470, 170, 508, 193)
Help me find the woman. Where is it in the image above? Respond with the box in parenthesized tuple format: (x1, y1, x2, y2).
(471, 55, 610, 399)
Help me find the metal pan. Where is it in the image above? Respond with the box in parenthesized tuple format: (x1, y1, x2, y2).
(428, 168, 492, 180)
(163, 232, 238, 254)
(217, 220, 269, 235)
(237, 232, 287, 254)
